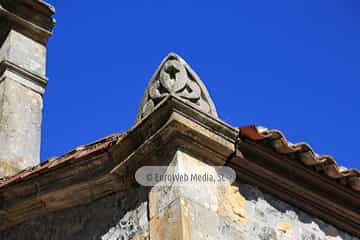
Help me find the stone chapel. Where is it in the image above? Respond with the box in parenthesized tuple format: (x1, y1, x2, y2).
(0, 1, 359, 239)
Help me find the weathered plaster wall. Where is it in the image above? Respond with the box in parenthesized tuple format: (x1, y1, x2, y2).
(0, 178, 357, 240)
(149, 151, 359, 240)
(150, 181, 359, 240)
(0, 186, 149, 240)
(239, 183, 359, 240)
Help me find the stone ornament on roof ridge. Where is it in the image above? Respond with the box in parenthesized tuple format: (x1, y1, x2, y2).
(136, 53, 218, 122)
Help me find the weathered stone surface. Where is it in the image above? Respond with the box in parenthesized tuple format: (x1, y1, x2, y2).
(0, 30, 47, 76)
(0, 0, 55, 45)
(217, 182, 248, 225)
(151, 196, 246, 240)
(172, 182, 360, 240)
(137, 53, 218, 122)
(239, 184, 359, 240)
(149, 150, 246, 240)
(0, 0, 356, 239)
(148, 150, 358, 240)
(101, 201, 149, 240)
(0, 126, 358, 240)
(0, 1, 52, 177)
(149, 151, 219, 219)
(1, 180, 356, 240)
(0, 186, 149, 240)
(0, 79, 43, 176)
(0, 96, 237, 229)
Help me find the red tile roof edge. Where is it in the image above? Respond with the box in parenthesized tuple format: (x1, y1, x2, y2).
(0, 133, 124, 189)
(239, 125, 360, 192)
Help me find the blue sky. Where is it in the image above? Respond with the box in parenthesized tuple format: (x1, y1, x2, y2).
(43, 0, 359, 169)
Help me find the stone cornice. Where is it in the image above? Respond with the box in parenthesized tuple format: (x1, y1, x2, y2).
(0, 60, 48, 94)
(0, 96, 238, 230)
(0, 0, 55, 45)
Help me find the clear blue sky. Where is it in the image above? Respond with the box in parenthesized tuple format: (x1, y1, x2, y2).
(43, 0, 359, 169)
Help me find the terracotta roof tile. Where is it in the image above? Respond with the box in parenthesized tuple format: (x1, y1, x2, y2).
(239, 125, 360, 192)
(0, 133, 124, 189)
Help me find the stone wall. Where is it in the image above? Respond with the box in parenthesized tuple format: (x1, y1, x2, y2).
(0, 30, 47, 76)
(0, 79, 43, 176)
(0, 186, 149, 240)
(0, 181, 358, 240)
(238, 183, 358, 240)
(149, 150, 359, 240)
(0, 29, 48, 177)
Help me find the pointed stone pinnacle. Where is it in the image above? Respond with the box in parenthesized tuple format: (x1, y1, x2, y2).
(136, 53, 218, 122)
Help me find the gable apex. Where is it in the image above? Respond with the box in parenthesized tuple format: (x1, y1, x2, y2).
(136, 52, 218, 122)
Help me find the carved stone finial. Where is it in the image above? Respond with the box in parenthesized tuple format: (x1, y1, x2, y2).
(136, 53, 218, 122)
